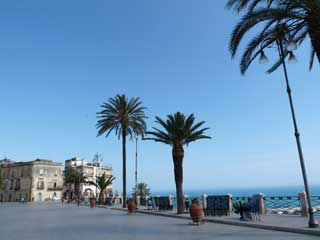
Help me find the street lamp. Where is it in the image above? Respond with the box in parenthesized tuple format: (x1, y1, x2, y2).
(135, 135, 138, 209)
(259, 25, 318, 228)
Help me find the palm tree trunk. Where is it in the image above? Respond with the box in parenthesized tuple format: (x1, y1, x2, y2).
(74, 182, 79, 199)
(172, 145, 184, 214)
(99, 191, 104, 204)
(122, 129, 127, 208)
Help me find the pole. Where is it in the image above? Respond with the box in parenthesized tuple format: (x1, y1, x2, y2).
(277, 39, 319, 228)
(135, 135, 138, 209)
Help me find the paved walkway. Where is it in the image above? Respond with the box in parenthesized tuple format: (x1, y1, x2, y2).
(109, 204, 320, 236)
(0, 202, 319, 240)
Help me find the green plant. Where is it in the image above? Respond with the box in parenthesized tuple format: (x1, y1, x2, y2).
(132, 182, 151, 199)
(226, 0, 320, 74)
(144, 112, 211, 214)
(73, 170, 88, 198)
(96, 94, 147, 208)
(63, 166, 87, 198)
(233, 201, 248, 220)
(89, 173, 115, 204)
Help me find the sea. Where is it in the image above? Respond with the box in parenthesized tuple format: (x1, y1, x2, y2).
(153, 185, 320, 198)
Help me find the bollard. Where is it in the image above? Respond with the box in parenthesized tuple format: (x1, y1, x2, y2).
(137, 196, 141, 206)
(227, 193, 233, 215)
(202, 194, 208, 213)
(169, 195, 173, 206)
(299, 192, 309, 217)
(258, 193, 266, 215)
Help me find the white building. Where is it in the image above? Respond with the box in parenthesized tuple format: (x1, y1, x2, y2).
(63, 157, 112, 199)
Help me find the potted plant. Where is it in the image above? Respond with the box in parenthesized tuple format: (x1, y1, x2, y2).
(127, 198, 135, 214)
(189, 198, 203, 224)
(90, 196, 96, 208)
(233, 201, 247, 220)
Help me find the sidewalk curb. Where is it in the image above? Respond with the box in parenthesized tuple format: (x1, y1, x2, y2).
(111, 206, 320, 237)
(84, 204, 320, 237)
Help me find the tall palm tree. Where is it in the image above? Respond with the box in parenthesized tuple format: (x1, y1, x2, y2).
(89, 173, 115, 203)
(226, 0, 320, 74)
(132, 182, 151, 199)
(96, 94, 147, 208)
(144, 112, 211, 214)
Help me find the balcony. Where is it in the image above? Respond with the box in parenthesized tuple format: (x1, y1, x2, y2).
(37, 186, 44, 190)
(47, 187, 63, 191)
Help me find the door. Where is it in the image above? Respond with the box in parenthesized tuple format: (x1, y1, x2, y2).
(37, 192, 42, 202)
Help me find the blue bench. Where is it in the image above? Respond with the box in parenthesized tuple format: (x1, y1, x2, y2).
(205, 195, 232, 216)
(154, 196, 173, 211)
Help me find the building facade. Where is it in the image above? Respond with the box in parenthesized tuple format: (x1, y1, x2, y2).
(0, 159, 63, 202)
(64, 157, 113, 199)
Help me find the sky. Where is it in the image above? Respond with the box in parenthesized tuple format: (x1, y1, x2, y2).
(1, 0, 320, 193)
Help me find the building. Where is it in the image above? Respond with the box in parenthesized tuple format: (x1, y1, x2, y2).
(0, 159, 63, 202)
(64, 157, 113, 199)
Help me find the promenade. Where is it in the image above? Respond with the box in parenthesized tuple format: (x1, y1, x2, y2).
(0, 202, 319, 240)
(113, 205, 320, 236)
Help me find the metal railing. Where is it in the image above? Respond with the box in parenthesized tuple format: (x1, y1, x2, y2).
(311, 196, 320, 216)
(149, 195, 320, 216)
(263, 196, 301, 214)
(47, 187, 63, 191)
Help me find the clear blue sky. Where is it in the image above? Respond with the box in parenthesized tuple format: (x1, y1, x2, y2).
(1, 0, 319, 193)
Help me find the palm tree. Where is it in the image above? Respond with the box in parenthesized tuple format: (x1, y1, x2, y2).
(96, 94, 147, 208)
(63, 165, 76, 198)
(132, 182, 151, 199)
(144, 112, 211, 214)
(226, 0, 320, 74)
(73, 170, 88, 198)
(89, 173, 115, 203)
(63, 166, 87, 198)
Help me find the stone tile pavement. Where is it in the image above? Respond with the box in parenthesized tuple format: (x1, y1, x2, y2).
(110, 204, 320, 236)
(0, 202, 319, 240)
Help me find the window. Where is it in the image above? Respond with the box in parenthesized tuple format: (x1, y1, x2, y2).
(37, 180, 44, 189)
(54, 169, 58, 177)
(10, 179, 14, 190)
(39, 169, 44, 176)
(15, 179, 20, 190)
(54, 182, 57, 189)
(21, 169, 24, 177)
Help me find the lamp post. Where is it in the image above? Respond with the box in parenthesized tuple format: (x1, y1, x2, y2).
(259, 25, 319, 228)
(135, 135, 138, 209)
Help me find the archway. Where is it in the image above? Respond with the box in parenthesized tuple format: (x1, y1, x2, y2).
(37, 192, 42, 202)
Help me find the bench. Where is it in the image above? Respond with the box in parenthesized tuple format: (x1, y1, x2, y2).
(154, 196, 173, 211)
(204, 195, 232, 216)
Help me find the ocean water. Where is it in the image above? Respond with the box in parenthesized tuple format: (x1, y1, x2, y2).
(153, 185, 320, 198)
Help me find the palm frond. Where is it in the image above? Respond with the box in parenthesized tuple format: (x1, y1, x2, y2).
(144, 112, 211, 147)
(96, 94, 147, 140)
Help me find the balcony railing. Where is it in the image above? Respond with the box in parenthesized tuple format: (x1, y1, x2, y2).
(47, 187, 63, 191)
(37, 186, 44, 190)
